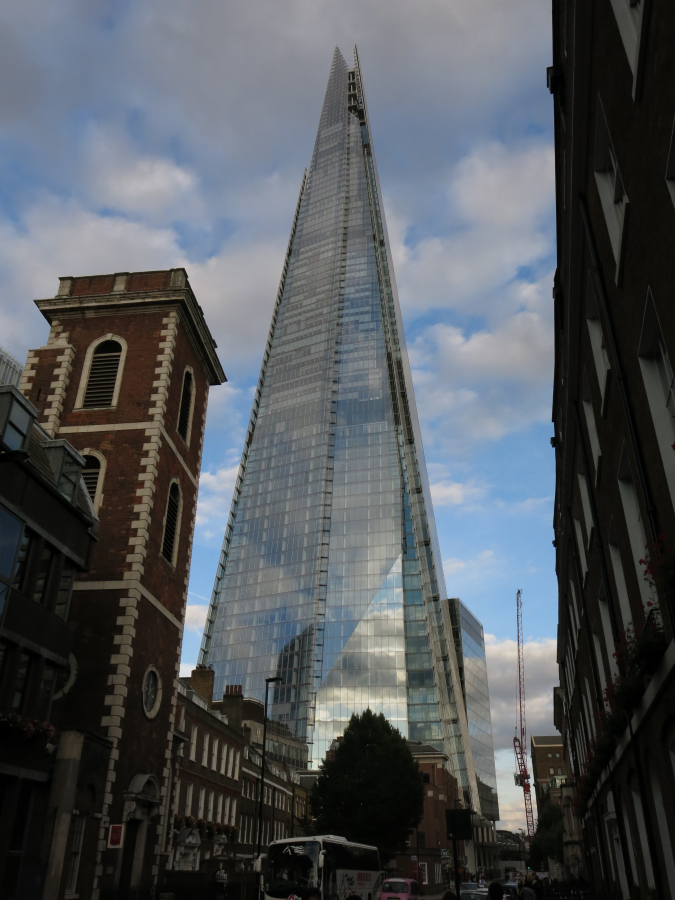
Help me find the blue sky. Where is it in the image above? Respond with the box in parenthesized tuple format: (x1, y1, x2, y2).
(0, 0, 557, 829)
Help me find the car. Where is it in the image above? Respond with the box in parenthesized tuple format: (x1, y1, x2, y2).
(461, 891, 488, 900)
(501, 882, 519, 900)
(380, 878, 422, 900)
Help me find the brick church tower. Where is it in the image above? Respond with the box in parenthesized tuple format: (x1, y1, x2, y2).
(19, 269, 225, 899)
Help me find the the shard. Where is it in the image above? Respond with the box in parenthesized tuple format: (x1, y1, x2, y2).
(199, 47, 481, 810)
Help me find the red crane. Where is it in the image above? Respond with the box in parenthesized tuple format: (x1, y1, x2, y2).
(513, 589, 535, 837)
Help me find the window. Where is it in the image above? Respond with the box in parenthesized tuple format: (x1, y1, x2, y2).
(142, 667, 162, 718)
(207, 790, 214, 821)
(556, 752, 560, 758)
(189, 726, 197, 761)
(638, 292, 675, 509)
(597, 585, 619, 682)
(549, 767, 555, 775)
(594, 99, 628, 279)
(547, 753, 553, 758)
(185, 783, 194, 816)
(212, 738, 219, 770)
(13, 652, 32, 710)
(198, 786, 205, 819)
(226, 747, 234, 778)
(419, 863, 428, 886)
(630, 776, 656, 888)
(608, 518, 633, 629)
(82, 340, 122, 409)
(666, 116, 675, 209)
(617, 444, 653, 609)
(32, 544, 55, 606)
(647, 753, 675, 896)
(608, 0, 645, 83)
(582, 371, 602, 482)
(11, 530, 34, 594)
(54, 560, 75, 619)
(177, 370, 194, 444)
(216, 794, 223, 824)
(82, 455, 102, 504)
(202, 733, 210, 766)
(220, 743, 228, 775)
(233, 750, 241, 780)
(0, 506, 22, 591)
(230, 798, 236, 825)
(161, 482, 181, 565)
(558, 768, 563, 775)
(586, 274, 611, 412)
(573, 510, 588, 584)
(173, 779, 181, 815)
(65, 813, 86, 896)
(224, 796, 231, 824)
(179, 705, 186, 732)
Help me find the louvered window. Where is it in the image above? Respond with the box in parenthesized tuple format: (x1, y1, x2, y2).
(178, 371, 193, 442)
(162, 482, 181, 563)
(82, 455, 101, 501)
(83, 341, 122, 408)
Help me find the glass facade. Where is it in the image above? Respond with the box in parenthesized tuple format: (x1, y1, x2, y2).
(200, 48, 479, 808)
(449, 599, 500, 821)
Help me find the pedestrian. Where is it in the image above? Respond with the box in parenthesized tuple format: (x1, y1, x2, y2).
(215, 863, 228, 900)
(488, 882, 504, 900)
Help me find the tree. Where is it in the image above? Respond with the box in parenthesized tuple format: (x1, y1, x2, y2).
(310, 709, 424, 858)
(528, 801, 563, 871)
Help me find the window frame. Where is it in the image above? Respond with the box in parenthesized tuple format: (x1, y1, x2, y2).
(74, 334, 128, 411)
(80, 449, 107, 513)
(177, 366, 196, 447)
(161, 478, 183, 568)
(607, 0, 648, 96)
(594, 98, 629, 283)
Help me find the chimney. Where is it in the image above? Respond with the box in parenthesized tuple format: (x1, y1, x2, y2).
(191, 665, 215, 706)
(221, 684, 244, 732)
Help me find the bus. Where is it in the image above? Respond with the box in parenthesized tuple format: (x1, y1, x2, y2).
(260, 836, 381, 900)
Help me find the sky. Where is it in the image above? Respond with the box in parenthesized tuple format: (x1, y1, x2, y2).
(0, 0, 558, 830)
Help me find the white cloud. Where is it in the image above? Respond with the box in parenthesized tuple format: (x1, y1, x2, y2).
(484, 634, 558, 753)
(179, 662, 196, 678)
(184, 603, 209, 632)
(484, 635, 558, 829)
(443, 549, 494, 576)
(196, 463, 241, 527)
(393, 142, 555, 318)
(85, 126, 202, 220)
(430, 479, 486, 507)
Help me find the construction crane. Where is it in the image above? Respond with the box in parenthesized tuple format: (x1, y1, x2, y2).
(513, 589, 535, 837)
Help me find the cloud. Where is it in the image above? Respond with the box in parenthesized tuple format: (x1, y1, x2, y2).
(393, 142, 555, 319)
(484, 634, 558, 753)
(443, 549, 494, 577)
(430, 479, 487, 507)
(184, 603, 209, 632)
(196, 463, 241, 527)
(179, 662, 196, 678)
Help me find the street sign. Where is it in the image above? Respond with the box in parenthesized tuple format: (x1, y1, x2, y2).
(445, 809, 473, 841)
(411, 855, 417, 862)
(107, 824, 125, 849)
(441, 849, 450, 859)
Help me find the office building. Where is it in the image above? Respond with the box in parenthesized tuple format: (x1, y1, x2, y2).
(448, 599, 499, 822)
(529, 735, 567, 816)
(550, 0, 675, 895)
(199, 47, 479, 809)
(0, 346, 23, 386)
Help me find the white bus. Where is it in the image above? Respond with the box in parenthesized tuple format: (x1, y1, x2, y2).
(260, 836, 381, 900)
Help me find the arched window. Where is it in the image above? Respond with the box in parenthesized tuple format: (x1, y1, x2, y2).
(82, 455, 101, 501)
(162, 482, 181, 565)
(83, 340, 122, 408)
(177, 370, 194, 444)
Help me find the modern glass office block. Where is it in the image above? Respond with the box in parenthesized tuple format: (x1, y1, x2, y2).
(200, 47, 480, 809)
(449, 599, 500, 821)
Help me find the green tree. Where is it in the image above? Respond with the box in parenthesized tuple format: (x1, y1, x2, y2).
(528, 801, 564, 871)
(310, 709, 424, 858)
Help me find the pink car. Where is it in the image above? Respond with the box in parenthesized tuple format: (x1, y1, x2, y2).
(381, 879, 422, 900)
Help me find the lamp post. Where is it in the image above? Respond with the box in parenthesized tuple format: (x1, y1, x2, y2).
(256, 676, 282, 858)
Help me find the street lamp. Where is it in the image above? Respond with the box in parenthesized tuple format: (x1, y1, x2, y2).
(256, 676, 282, 858)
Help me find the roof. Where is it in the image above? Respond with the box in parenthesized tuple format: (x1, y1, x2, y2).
(34, 268, 226, 386)
(530, 735, 563, 746)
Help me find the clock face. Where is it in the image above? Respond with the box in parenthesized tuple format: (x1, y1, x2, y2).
(144, 670, 158, 712)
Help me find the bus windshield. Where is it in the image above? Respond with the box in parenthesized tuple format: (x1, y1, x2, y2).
(265, 841, 322, 899)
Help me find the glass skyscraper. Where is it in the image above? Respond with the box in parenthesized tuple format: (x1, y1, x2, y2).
(199, 47, 483, 812)
(449, 599, 500, 821)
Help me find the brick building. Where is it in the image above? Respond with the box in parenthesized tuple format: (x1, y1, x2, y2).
(549, 0, 675, 896)
(17, 269, 225, 899)
(392, 742, 461, 890)
(0, 385, 99, 898)
(166, 669, 244, 873)
(530, 735, 567, 816)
